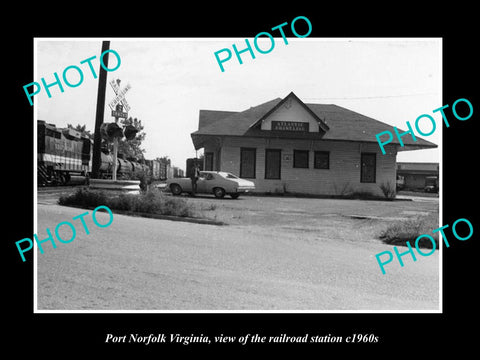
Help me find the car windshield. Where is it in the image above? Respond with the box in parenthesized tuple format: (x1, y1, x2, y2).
(223, 172, 239, 179)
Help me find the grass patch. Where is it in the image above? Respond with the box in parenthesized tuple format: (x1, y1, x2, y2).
(349, 190, 381, 200)
(378, 212, 439, 249)
(59, 188, 197, 218)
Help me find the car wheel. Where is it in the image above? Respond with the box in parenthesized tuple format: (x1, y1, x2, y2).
(213, 187, 225, 198)
(170, 183, 183, 195)
(230, 193, 240, 199)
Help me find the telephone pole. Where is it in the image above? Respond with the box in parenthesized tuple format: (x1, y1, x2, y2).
(91, 40, 110, 179)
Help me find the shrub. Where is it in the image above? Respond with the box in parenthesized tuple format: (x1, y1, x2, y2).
(58, 188, 196, 218)
(379, 213, 439, 249)
(58, 188, 108, 208)
(333, 182, 352, 197)
(379, 182, 396, 200)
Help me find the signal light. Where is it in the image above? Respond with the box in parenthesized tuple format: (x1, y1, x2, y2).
(124, 124, 138, 140)
(100, 122, 123, 141)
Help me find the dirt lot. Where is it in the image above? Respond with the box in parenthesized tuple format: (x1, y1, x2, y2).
(36, 193, 439, 311)
(187, 193, 438, 243)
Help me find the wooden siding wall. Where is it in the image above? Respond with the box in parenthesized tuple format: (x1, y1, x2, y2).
(209, 137, 397, 196)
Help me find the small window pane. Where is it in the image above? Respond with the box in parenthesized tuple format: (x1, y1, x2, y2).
(293, 150, 309, 168)
(314, 151, 329, 169)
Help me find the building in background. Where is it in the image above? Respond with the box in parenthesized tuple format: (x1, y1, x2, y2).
(172, 166, 184, 178)
(396, 162, 439, 191)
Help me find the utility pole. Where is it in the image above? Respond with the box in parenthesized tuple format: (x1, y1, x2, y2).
(91, 40, 110, 179)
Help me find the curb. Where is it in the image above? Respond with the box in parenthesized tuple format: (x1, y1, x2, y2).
(57, 203, 226, 226)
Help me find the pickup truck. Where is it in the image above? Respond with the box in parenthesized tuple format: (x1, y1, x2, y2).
(166, 171, 255, 199)
(424, 176, 439, 193)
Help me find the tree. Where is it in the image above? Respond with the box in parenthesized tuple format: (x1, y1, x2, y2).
(67, 123, 93, 139)
(156, 156, 171, 165)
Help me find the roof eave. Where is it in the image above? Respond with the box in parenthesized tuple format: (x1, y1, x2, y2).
(396, 143, 438, 151)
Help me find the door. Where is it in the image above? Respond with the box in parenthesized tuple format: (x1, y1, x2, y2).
(265, 149, 281, 179)
(204, 152, 214, 171)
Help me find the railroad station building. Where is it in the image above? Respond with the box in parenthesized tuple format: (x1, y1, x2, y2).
(191, 92, 437, 196)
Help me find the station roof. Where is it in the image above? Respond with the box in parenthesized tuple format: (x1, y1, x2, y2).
(191, 92, 438, 152)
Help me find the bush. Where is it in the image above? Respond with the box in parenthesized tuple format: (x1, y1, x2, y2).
(379, 213, 439, 249)
(333, 182, 352, 197)
(379, 182, 396, 200)
(58, 188, 108, 208)
(59, 188, 195, 218)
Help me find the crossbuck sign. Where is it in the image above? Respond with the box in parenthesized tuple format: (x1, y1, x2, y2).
(108, 79, 131, 112)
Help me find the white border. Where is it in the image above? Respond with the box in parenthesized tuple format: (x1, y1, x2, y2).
(33, 37, 443, 314)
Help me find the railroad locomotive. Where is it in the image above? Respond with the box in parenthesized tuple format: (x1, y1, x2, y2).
(37, 120, 166, 186)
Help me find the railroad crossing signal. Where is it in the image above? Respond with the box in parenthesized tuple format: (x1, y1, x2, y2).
(107, 78, 133, 182)
(124, 124, 138, 140)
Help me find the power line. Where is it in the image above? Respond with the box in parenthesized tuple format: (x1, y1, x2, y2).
(303, 91, 438, 101)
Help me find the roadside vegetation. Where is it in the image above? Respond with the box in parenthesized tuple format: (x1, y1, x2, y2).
(378, 212, 439, 249)
(58, 188, 216, 219)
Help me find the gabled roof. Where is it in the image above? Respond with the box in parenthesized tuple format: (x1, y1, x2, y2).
(249, 92, 330, 132)
(191, 92, 438, 151)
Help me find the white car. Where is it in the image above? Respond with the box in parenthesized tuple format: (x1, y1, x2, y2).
(166, 171, 255, 199)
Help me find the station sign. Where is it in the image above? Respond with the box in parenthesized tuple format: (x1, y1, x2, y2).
(272, 121, 309, 132)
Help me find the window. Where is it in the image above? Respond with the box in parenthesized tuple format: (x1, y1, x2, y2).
(293, 150, 309, 168)
(46, 128, 61, 139)
(240, 148, 256, 178)
(361, 153, 376, 183)
(314, 151, 329, 169)
(265, 149, 281, 179)
(204, 152, 214, 171)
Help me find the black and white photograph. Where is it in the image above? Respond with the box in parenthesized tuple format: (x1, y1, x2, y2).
(33, 37, 441, 312)
(6, 7, 478, 355)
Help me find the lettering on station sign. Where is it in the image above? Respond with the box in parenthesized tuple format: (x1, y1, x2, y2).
(271, 121, 309, 132)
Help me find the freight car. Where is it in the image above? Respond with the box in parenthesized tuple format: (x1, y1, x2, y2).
(145, 159, 171, 181)
(98, 152, 150, 179)
(145, 159, 160, 180)
(38, 120, 150, 186)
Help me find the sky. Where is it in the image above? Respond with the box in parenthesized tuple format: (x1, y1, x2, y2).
(35, 38, 441, 170)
